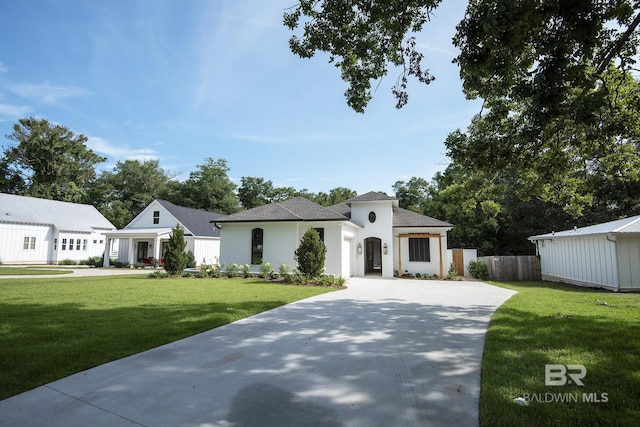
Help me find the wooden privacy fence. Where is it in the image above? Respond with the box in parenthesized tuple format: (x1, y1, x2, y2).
(480, 256, 541, 281)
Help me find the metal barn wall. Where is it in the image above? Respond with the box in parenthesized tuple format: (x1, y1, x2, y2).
(616, 236, 640, 290)
(0, 223, 52, 264)
(538, 236, 619, 290)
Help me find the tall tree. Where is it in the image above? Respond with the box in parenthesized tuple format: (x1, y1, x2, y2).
(284, 1, 640, 215)
(393, 177, 431, 212)
(0, 117, 106, 203)
(238, 177, 275, 209)
(92, 159, 173, 228)
(180, 158, 239, 214)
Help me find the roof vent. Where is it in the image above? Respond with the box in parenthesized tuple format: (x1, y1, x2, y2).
(574, 226, 578, 231)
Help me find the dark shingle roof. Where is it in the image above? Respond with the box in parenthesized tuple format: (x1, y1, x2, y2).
(392, 207, 453, 228)
(345, 191, 396, 202)
(214, 197, 349, 223)
(156, 200, 223, 237)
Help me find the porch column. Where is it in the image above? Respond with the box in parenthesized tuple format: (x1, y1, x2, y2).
(153, 235, 161, 261)
(397, 235, 402, 277)
(103, 238, 111, 267)
(128, 238, 135, 265)
(438, 235, 444, 278)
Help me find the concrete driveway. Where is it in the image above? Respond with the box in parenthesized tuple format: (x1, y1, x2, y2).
(0, 277, 515, 427)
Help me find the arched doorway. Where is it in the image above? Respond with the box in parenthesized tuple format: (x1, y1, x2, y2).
(365, 237, 382, 275)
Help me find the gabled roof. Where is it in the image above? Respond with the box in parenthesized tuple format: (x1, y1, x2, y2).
(393, 207, 453, 228)
(0, 193, 115, 232)
(155, 200, 223, 237)
(345, 191, 397, 203)
(530, 215, 640, 240)
(214, 197, 349, 223)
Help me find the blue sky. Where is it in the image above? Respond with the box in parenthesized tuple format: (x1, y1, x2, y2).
(0, 0, 481, 195)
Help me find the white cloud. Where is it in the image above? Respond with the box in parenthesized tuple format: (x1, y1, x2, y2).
(9, 82, 93, 104)
(87, 136, 159, 161)
(0, 102, 32, 118)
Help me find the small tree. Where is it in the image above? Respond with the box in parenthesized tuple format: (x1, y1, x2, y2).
(163, 224, 188, 275)
(294, 228, 327, 278)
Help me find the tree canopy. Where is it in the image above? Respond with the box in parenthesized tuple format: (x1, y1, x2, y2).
(0, 117, 106, 203)
(284, 0, 640, 215)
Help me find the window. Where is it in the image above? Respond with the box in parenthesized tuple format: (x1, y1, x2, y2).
(313, 228, 325, 242)
(23, 236, 36, 250)
(69, 239, 74, 251)
(368, 211, 376, 223)
(54, 238, 58, 250)
(251, 228, 263, 264)
(93, 240, 97, 244)
(62, 239, 67, 250)
(83, 239, 87, 250)
(76, 240, 81, 251)
(153, 210, 160, 224)
(409, 238, 430, 262)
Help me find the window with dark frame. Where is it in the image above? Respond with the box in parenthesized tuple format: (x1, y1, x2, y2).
(69, 238, 74, 251)
(251, 228, 263, 264)
(409, 238, 430, 262)
(62, 238, 67, 250)
(153, 210, 160, 224)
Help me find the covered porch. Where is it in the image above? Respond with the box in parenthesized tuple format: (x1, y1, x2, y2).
(102, 228, 172, 267)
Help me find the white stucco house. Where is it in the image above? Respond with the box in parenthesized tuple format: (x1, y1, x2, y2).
(529, 215, 640, 291)
(214, 192, 453, 279)
(103, 200, 224, 267)
(0, 193, 116, 264)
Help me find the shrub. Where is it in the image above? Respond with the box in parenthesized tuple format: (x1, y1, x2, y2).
(114, 261, 131, 268)
(294, 228, 326, 278)
(58, 259, 77, 265)
(279, 262, 290, 276)
(86, 256, 103, 267)
(198, 264, 212, 278)
(258, 262, 274, 279)
(317, 275, 335, 286)
(414, 273, 422, 279)
(336, 276, 346, 286)
(468, 259, 490, 281)
(226, 263, 239, 278)
(209, 264, 221, 278)
(447, 262, 458, 280)
(186, 250, 196, 268)
(163, 224, 188, 275)
(243, 264, 251, 278)
(133, 262, 146, 269)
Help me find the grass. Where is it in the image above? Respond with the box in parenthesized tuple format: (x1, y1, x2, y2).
(0, 267, 72, 275)
(0, 275, 337, 400)
(481, 281, 640, 426)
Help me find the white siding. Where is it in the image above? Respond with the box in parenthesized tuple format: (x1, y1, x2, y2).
(616, 236, 640, 290)
(0, 223, 52, 264)
(56, 232, 106, 263)
(126, 201, 178, 229)
(192, 237, 220, 266)
(538, 236, 619, 290)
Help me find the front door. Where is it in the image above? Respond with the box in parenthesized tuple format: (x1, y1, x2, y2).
(365, 237, 382, 275)
(137, 242, 149, 263)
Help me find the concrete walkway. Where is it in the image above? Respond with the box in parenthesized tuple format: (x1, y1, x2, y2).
(0, 278, 515, 427)
(0, 266, 152, 279)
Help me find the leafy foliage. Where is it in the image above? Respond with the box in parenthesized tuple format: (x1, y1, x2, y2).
(0, 117, 105, 203)
(294, 228, 327, 277)
(163, 224, 188, 275)
(468, 259, 489, 281)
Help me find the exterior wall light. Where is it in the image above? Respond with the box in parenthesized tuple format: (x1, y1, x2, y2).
(383, 243, 388, 255)
(357, 243, 362, 254)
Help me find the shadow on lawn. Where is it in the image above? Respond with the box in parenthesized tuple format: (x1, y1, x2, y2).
(480, 301, 640, 426)
(0, 299, 287, 399)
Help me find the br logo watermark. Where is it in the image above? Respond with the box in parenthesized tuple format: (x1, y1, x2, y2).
(515, 364, 608, 405)
(545, 364, 586, 386)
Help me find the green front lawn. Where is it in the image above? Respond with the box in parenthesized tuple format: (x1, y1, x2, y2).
(481, 281, 640, 426)
(0, 267, 72, 275)
(0, 276, 336, 400)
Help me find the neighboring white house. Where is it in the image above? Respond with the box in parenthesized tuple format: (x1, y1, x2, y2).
(529, 215, 640, 292)
(214, 192, 453, 279)
(0, 193, 116, 264)
(103, 200, 224, 267)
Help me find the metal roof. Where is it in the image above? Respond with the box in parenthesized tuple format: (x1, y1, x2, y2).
(529, 215, 640, 240)
(0, 193, 115, 232)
